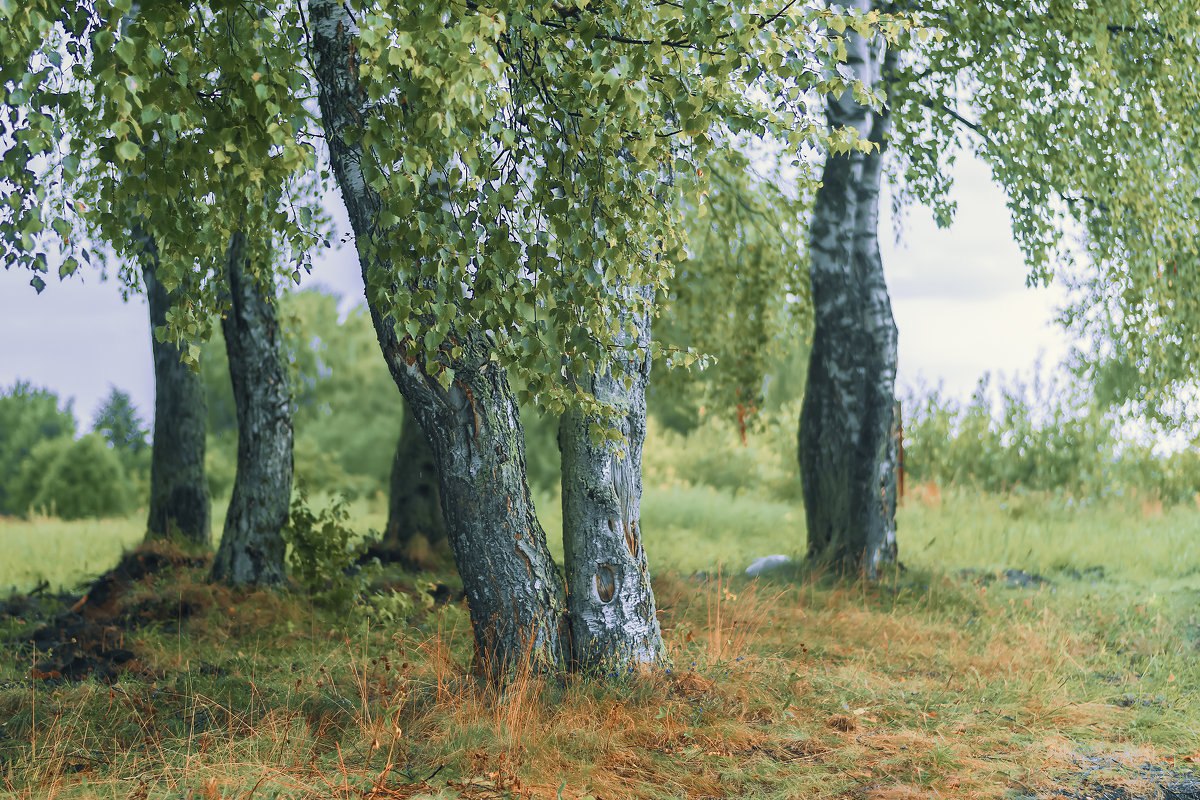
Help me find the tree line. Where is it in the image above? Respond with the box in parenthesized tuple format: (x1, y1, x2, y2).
(3, 0, 1198, 679)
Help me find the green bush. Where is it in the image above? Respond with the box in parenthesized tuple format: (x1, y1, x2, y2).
(0, 381, 76, 515)
(204, 433, 238, 501)
(902, 370, 1200, 504)
(9, 436, 74, 516)
(283, 490, 375, 608)
(641, 403, 802, 502)
(18, 434, 133, 520)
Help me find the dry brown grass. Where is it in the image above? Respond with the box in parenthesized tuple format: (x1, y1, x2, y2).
(0, 556, 1193, 800)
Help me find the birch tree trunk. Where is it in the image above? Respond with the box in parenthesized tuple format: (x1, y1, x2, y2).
(559, 286, 663, 672)
(141, 242, 211, 548)
(310, 0, 566, 676)
(383, 401, 447, 562)
(799, 4, 900, 577)
(210, 233, 293, 586)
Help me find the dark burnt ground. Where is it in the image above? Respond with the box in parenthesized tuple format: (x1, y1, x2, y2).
(0, 543, 210, 683)
(1020, 755, 1200, 800)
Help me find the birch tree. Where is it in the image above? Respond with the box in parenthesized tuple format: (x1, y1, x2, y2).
(799, 0, 1200, 574)
(2, 0, 898, 673)
(0, 2, 321, 582)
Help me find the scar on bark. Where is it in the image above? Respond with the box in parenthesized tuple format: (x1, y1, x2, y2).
(595, 564, 616, 603)
(461, 383, 481, 437)
(516, 539, 535, 579)
(625, 520, 638, 557)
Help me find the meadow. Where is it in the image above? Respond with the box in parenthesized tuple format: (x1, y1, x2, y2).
(3, 467, 1200, 799)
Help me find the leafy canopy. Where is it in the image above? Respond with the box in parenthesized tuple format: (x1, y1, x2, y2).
(2, 0, 912, 415)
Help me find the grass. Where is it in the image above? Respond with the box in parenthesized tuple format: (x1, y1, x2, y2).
(2, 484, 1200, 798)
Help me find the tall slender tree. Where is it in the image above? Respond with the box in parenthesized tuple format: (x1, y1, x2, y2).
(210, 233, 294, 586)
(310, 1, 569, 674)
(141, 245, 212, 547)
(800, 7, 898, 575)
(797, 2, 1200, 574)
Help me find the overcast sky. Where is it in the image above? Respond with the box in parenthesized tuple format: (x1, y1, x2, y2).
(0, 154, 1071, 428)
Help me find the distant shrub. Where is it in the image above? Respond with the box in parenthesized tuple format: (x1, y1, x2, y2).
(204, 433, 237, 501)
(9, 436, 74, 515)
(641, 403, 803, 503)
(903, 370, 1200, 504)
(19, 434, 133, 520)
(0, 381, 76, 515)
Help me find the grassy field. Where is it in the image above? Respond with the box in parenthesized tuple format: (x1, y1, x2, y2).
(2, 485, 1200, 798)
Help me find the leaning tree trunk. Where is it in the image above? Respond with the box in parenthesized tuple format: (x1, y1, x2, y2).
(799, 4, 899, 578)
(310, 0, 565, 677)
(382, 401, 447, 563)
(559, 286, 663, 672)
(141, 242, 211, 548)
(210, 233, 293, 586)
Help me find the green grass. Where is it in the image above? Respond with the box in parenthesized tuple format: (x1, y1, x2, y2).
(3, 485, 1200, 798)
(0, 493, 388, 595)
(901, 488, 1200, 585)
(0, 515, 144, 595)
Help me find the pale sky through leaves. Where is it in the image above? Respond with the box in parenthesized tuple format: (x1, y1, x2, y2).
(0, 155, 1070, 427)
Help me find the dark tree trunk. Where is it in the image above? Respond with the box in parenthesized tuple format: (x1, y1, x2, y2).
(383, 401, 448, 564)
(142, 244, 211, 548)
(559, 286, 663, 672)
(310, 0, 566, 676)
(210, 233, 293, 587)
(799, 4, 899, 578)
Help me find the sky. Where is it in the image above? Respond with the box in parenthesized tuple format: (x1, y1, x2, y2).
(0, 154, 1072, 428)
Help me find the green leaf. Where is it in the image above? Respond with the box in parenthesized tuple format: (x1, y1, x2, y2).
(115, 140, 140, 162)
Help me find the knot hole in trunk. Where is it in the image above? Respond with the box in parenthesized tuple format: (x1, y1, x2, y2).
(595, 563, 617, 604)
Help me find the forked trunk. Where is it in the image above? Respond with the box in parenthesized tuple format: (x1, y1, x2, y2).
(141, 243, 211, 548)
(559, 287, 662, 672)
(799, 2, 899, 577)
(310, 0, 565, 676)
(210, 233, 293, 586)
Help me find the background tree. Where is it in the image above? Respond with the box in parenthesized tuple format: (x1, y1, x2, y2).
(202, 289, 404, 499)
(383, 402, 447, 566)
(91, 386, 148, 459)
(0, 382, 76, 516)
(91, 384, 151, 510)
(653, 146, 810, 439)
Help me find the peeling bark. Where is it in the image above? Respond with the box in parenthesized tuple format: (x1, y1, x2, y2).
(559, 286, 663, 672)
(383, 401, 448, 564)
(141, 242, 211, 548)
(210, 233, 293, 587)
(799, 2, 899, 578)
(310, 0, 565, 676)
